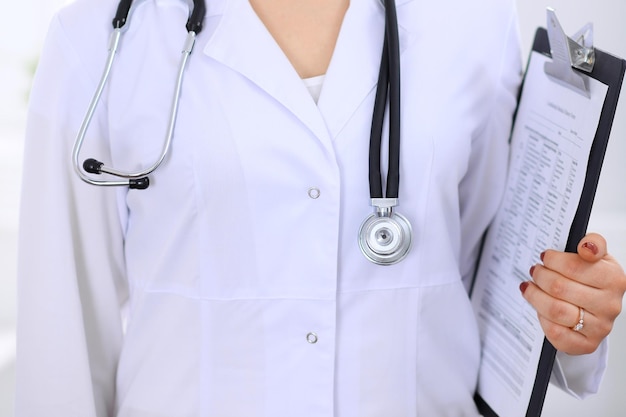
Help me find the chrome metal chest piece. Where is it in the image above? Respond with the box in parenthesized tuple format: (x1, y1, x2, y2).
(358, 199, 412, 265)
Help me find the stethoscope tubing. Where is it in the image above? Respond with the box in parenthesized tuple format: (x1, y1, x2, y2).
(368, 37, 389, 199)
(385, 0, 401, 200)
(369, 0, 401, 200)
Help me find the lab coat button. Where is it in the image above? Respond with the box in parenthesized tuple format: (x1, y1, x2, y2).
(308, 187, 321, 199)
(306, 332, 318, 344)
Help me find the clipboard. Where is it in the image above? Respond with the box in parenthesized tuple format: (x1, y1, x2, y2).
(471, 9, 625, 417)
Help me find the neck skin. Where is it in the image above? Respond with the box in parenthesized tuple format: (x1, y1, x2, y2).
(249, 0, 350, 78)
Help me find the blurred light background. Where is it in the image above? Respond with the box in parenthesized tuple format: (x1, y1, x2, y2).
(0, 0, 624, 415)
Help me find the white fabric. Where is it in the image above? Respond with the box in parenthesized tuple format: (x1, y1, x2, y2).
(16, 0, 606, 416)
(552, 344, 609, 399)
(302, 75, 325, 103)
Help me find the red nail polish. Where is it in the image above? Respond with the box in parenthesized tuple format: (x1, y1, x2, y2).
(520, 281, 529, 294)
(529, 265, 535, 276)
(540, 251, 545, 262)
(582, 241, 599, 255)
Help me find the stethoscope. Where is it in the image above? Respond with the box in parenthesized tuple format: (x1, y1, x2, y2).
(358, 0, 412, 265)
(72, 0, 206, 190)
(72, 0, 411, 266)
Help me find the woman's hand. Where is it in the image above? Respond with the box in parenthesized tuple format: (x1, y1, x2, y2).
(520, 233, 626, 355)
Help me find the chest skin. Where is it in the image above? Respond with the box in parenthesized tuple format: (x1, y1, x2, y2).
(248, 0, 350, 78)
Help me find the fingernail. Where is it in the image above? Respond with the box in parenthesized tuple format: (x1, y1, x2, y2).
(540, 251, 545, 262)
(520, 281, 529, 294)
(582, 241, 599, 255)
(529, 265, 535, 277)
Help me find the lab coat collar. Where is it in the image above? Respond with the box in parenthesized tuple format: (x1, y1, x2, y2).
(201, 0, 413, 146)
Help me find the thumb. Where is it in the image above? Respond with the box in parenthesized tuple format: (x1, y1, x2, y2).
(577, 232, 608, 262)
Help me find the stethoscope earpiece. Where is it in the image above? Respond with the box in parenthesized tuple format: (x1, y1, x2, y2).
(83, 158, 103, 174)
(129, 178, 150, 190)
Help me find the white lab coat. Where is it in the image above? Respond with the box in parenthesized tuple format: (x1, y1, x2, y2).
(17, 0, 607, 415)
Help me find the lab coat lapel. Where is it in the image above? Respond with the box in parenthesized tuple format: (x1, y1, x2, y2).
(318, 0, 414, 141)
(202, 0, 415, 146)
(202, 0, 332, 145)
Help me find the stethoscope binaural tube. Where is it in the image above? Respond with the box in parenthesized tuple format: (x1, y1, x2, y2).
(358, 0, 412, 265)
(72, 0, 206, 190)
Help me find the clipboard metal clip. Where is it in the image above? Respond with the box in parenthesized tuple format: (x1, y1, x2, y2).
(544, 8, 595, 98)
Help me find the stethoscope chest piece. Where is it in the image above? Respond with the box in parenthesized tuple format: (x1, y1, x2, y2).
(358, 199, 412, 265)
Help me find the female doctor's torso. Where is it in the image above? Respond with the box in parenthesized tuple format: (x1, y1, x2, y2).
(17, 0, 541, 416)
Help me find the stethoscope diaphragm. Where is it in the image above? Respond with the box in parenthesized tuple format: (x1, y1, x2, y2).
(358, 203, 412, 265)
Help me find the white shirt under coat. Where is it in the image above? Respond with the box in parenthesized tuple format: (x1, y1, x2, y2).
(16, 0, 607, 415)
